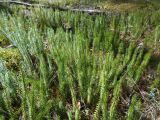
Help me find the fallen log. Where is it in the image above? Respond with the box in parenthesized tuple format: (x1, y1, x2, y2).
(0, 0, 120, 15)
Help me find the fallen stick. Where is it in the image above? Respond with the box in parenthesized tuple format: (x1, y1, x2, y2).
(0, 0, 44, 7)
(0, 0, 118, 15)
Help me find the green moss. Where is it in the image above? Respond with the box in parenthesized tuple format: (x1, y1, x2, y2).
(0, 35, 10, 47)
(0, 47, 21, 70)
(96, 1, 157, 12)
(95, 0, 159, 12)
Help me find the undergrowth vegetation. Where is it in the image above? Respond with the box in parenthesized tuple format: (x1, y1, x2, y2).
(0, 6, 159, 120)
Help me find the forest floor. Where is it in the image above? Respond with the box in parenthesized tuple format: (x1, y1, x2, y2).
(0, 1, 160, 119)
(1, 0, 160, 66)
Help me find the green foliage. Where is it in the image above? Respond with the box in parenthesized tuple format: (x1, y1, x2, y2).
(150, 63, 160, 90)
(127, 95, 141, 120)
(0, 7, 159, 120)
